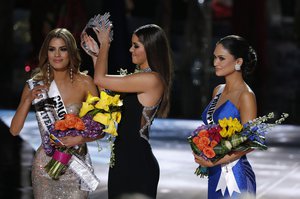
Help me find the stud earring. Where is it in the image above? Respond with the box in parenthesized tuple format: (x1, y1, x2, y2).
(234, 64, 241, 71)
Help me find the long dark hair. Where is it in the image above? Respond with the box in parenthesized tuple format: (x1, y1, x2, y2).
(134, 24, 173, 118)
(217, 35, 257, 78)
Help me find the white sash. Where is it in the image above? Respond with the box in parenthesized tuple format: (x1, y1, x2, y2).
(206, 85, 224, 124)
(28, 79, 100, 191)
(216, 159, 241, 196)
(48, 81, 67, 120)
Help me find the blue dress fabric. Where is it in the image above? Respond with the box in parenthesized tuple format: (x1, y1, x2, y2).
(201, 99, 256, 198)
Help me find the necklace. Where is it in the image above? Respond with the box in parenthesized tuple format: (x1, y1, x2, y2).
(134, 66, 152, 73)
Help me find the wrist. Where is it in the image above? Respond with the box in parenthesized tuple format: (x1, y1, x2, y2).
(100, 42, 110, 49)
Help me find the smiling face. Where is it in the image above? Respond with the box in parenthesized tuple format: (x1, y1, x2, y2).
(213, 43, 239, 77)
(48, 38, 70, 71)
(129, 34, 148, 68)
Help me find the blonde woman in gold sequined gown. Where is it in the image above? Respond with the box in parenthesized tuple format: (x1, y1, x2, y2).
(32, 104, 91, 198)
(10, 28, 100, 198)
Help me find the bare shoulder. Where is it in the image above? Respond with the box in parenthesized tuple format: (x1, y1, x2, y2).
(131, 71, 163, 88)
(240, 86, 256, 102)
(239, 86, 257, 112)
(76, 72, 98, 95)
(134, 71, 161, 80)
(77, 72, 94, 85)
(239, 86, 257, 122)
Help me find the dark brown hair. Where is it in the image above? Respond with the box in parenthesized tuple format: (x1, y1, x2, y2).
(134, 24, 173, 117)
(217, 35, 257, 78)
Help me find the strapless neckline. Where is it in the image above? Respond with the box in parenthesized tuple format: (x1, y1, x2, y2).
(215, 100, 238, 112)
(202, 99, 240, 124)
(65, 103, 82, 115)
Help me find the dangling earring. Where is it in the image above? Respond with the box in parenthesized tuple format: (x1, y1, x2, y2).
(70, 67, 73, 83)
(47, 63, 51, 84)
(234, 64, 241, 71)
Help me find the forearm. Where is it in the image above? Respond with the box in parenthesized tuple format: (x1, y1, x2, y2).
(59, 133, 106, 147)
(10, 99, 31, 136)
(94, 44, 110, 86)
(212, 150, 251, 166)
(83, 133, 105, 143)
(92, 56, 97, 66)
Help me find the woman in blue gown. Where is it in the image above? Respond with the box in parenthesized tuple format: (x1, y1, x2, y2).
(193, 35, 258, 199)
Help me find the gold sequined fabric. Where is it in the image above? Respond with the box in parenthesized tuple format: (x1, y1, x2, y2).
(31, 104, 90, 199)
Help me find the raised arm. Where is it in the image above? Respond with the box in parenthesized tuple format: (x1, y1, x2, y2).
(10, 83, 47, 136)
(93, 24, 111, 87)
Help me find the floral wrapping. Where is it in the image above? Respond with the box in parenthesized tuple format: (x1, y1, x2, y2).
(44, 90, 123, 181)
(188, 112, 289, 177)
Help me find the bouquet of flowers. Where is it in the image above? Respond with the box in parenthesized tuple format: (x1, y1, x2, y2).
(79, 90, 123, 167)
(44, 113, 104, 180)
(44, 90, 123, 179)
(188, 112, 289, 178)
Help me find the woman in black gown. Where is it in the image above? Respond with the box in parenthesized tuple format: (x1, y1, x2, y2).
(82, 24, 173, 199)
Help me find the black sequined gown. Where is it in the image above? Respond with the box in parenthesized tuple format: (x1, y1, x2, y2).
(108, 93, 160, 199)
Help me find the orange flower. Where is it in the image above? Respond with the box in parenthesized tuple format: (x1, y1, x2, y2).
(203, 147, 216, 158)
(210, 140, 218, 148)
(196, 137, 210, 151)
(64, 114, 79, 129)
(63, 113, 77, 121)
(54, 120, 67, 131)
(198, 136, 210, 146)
(74, 119, 85, 131)
(196, 142, 206, 151)
(198, 129, 209, 138)
(192, 136, 200, 144)
(54, 114, 85, 131)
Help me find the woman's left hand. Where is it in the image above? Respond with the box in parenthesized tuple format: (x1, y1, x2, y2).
(193, 153, 214, 167)
(58, 136, 84, 147)
(93, 22, 112, 47)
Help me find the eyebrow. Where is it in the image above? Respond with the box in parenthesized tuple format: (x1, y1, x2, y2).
(48, 45, 67, 48)
(214, 54, 226, 57)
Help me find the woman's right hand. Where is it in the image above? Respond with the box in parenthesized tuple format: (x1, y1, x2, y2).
(29, 84, 48, 102)
(193, 153, 214, 167)
(81, 32, 99, 58)
(10, 84, 47, 136)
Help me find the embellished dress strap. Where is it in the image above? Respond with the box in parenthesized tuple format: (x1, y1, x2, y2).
(139, 99, 161, 141)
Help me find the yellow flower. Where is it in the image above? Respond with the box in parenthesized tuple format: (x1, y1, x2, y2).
(95, 100, 110, 111)
(79, 102, 95, 117)
(227, 127, 235, 137)
(218, 118, 228, 129)
(227, 117, 233, 125)
(232, 118, 243, 132)
(86, 92, 100, 104)
(95, 91, 113, 111)
(111, 112, 122, 123)
(103, 120, 118, 136)
(112, 94, 123, 106)
(93, 112, 111, 125)
(220, 127, 229, 138)
(218, 117, 242, 138)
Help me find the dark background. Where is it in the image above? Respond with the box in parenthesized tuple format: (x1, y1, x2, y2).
(1, 0, 300, 124)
